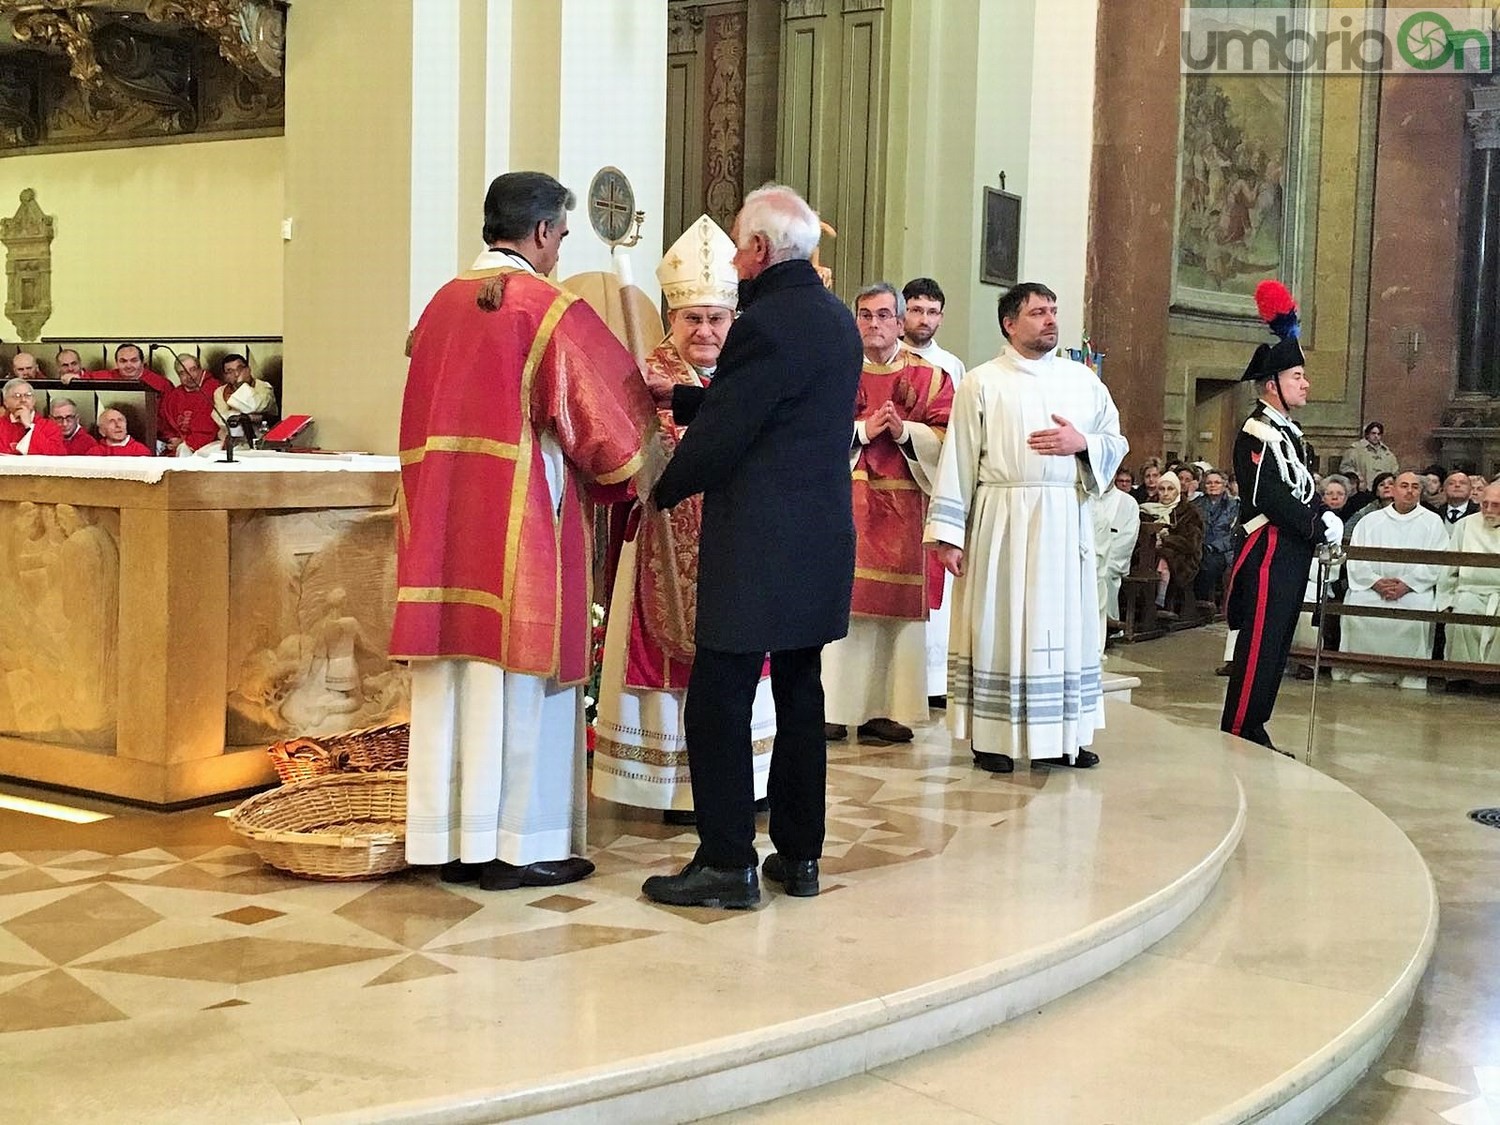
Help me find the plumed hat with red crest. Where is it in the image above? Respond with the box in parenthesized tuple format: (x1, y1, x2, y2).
(1241, 280, 1306, 382)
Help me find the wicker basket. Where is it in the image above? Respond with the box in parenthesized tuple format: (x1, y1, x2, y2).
(228, 771, 408, 880)
(268, 722, 410, 785)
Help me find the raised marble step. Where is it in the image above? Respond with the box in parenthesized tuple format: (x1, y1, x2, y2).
(714, 734, 1438, 1125)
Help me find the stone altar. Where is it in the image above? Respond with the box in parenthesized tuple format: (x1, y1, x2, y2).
(0, 456, 404, 805)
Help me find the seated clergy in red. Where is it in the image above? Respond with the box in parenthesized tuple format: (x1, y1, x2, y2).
(49, 397, 101, 455)
(820, 281, 954, 746)
(61, 342, 168, 389)
(159, 354, 222, 454)
(95, 408, 152, 456)
(0, 379, 66, 455)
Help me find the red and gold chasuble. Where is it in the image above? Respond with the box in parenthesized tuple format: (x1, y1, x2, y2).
(391, 267, 656, 684)
(621, 343, 707, 690)
(850, 351, 953, 620)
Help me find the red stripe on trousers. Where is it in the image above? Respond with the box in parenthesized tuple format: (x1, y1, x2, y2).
(1230, 526, 1279, 737)
(1222, 523, 1266, 616)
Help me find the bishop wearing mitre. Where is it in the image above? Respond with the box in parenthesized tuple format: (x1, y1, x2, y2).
(592, 215, 775, 823)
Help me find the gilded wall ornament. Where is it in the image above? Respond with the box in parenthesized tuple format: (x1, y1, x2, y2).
(143, 0, 286, 81)
(1, 190, 57, 343)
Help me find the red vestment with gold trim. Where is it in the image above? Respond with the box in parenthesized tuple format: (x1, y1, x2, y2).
(621, 343, 708, 690)
(390, 268, 655, 684)
(850, 352, 953, 620)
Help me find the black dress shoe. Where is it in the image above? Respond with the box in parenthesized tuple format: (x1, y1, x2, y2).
(928, 694, 947, 710)
(642, 860, 760, 909)
(857, 718, 913, 744)
(754, 797, 770, 814)
(972, 751, 1015, 773)
(762, 853, 819, 897)
(479, 856, 595, 891)
(824, 723, 848, 741)
(1215, 662, 1234, 677)
(439, 860, 481, 884)
(1069, 749, 1100, 769)
(662, 808, 697, 827)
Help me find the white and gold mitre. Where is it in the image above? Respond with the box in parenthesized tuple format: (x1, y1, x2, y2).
(656, 214, 738, 311)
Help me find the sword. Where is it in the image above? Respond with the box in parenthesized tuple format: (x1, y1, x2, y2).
(1304, 540, 1345, 766)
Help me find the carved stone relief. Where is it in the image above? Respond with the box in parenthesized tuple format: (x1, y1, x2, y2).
(0, 502, 120, 749)
(667, 4, 703, 54)
(1, 190, 56, 343)
(226, 507, 409, 745)
(783, 0, 828, 19)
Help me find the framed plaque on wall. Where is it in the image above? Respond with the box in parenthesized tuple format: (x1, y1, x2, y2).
(981, 187, 1021, 288)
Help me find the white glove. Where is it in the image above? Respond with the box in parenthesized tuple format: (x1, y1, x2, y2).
(1320, 511, 1344, 545)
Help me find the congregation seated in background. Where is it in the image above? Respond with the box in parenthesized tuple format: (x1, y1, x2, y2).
(10, 351, 39, 381)
(1131, 458, 1161, 505)
(1337, 471, 1450, 690)
(1191, 468, 1238, 605)
(48, 398, 100, 455)
(1141, 474, 1204, 621)
(0, 378, 65, 455)
(1441, 481, 1500, 670)
(159, 354, 223, 455)
(95, 408, 152, 457)
(1435, 470, 1479, 528)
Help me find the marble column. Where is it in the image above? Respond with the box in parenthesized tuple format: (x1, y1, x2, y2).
(1084, 0, 1178, 462)
(1459, 91, 1500, 396)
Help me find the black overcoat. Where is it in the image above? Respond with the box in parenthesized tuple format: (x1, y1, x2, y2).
(653, 258, 861, 653)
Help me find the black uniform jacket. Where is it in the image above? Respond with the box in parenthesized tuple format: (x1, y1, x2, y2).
(653, 258, 862, 654)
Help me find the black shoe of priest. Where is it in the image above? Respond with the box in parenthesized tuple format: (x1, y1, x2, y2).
(972, 751, 1015, 774)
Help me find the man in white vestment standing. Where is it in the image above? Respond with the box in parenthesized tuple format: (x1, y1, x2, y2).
(1093, 479, 1141, 650)
(1441, 481, 1500, 666)
(901, 276, 967, 703)
(1337, 471, 1450, 690)
(926, 282, 1128, 773)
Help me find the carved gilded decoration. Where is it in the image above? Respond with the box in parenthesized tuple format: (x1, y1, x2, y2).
(0, 502, 120, 749)
(11, 8, 104, 85)
(703, 13, 746, 229)
(226, 508, 410, 744)
(1, 189, 55, 341)
(142, 0, 285, 81)
(0, 3, 284, 152)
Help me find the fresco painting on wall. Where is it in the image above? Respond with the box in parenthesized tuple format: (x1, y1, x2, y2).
(1175, 73, 1290, 309)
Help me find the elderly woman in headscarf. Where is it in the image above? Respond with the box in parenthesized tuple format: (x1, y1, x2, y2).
(1140, 473, 1205, 621)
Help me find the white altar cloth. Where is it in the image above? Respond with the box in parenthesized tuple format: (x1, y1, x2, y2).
(0, 452, 399, 484)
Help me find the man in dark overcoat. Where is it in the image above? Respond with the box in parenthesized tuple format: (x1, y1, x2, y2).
(642, 184, 861, 909)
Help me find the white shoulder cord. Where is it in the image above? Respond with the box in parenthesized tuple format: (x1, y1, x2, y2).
(1243, 416, 1315, 509)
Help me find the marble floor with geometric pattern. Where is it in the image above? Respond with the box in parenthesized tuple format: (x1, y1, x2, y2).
(0, 638, 1459, 1124)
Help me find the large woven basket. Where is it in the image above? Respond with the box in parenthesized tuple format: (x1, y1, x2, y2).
(268, 722, 409, 785)
(228, 771, 408, 880)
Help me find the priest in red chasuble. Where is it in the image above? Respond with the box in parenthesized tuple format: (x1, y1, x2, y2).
(1, 379, 66, 455)
(592, 215, 775, 823)
(391, 172, 657, 891)
(821, 282, 954, 745)
(159, 354, 223, 455)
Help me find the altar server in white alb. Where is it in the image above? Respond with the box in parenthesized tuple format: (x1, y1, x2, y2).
(1092, 476, 1141, 652)
(1441, 481, 1500, 665)
(1337, 471, 1451, 690)
(591, 215, 775, 821)
(900, 276, 967, 700)
(925, 282, 1128, 773)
